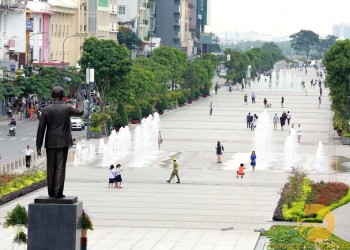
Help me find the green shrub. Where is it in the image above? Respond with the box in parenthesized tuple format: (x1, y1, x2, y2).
(155, 96, 168, 111)
(141, 102, 154, 117)
(265, 225, 350, 250)
(129, 104, 142, 120)
(89, 126, 101, 132)
(115, 103, 128, 127)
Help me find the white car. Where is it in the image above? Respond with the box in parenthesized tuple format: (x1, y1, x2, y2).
(70, 117, 85, 130)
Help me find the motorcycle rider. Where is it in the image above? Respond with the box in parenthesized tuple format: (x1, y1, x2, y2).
(8, 118, 16, 136)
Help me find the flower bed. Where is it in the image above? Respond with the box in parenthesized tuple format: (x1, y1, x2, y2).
(264, 225, 350, 250)
(0, 170, 47, 205)
(273, 167, 350, 222)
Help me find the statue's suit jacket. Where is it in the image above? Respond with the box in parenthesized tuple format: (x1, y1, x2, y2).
(36, 100, 84, 149)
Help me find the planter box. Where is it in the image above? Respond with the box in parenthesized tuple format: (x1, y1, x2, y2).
(130, 119, 140, 124)
(167, 105, 173, 110)
(179, 103, 186, 107)
(202, 94, 208, 98)
(188, 100, 193, 104)
(341, 137, 350, 145)
(158, 111, 164, 115)
(90, 131, 102, 138)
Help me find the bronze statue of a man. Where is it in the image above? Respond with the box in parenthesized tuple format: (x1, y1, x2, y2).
(36, 86, 84, 198)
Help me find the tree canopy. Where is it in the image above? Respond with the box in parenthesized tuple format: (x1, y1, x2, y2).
(323, 39, 350, 131)
(117, 26, 142, 51)
(78, 37, 132, 111)
(290, 30, 319, 61)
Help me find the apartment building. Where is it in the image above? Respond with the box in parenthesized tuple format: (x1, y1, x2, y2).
(27, 0, 51, 64)
(0, 0, 26, 71)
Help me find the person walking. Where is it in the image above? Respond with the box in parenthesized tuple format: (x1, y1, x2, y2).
(209, 102, 213, 115)
(250, 151, 256, 172)
(280, 114, 286, 130)
(273, 114, 279, 130)
(281, 97, 284, 108)
(246, 112, 251, 128)
(318, 96, 322, 108)
(251, 92, 256, 103)
(251, 117, 257, 131)
(320, 87, 323, 97)
(29, 106, 35, 120)
(286, 111, 291, 126)
(244, 93, 248, 105)
(214, 82, 219, 94)
(158, 131, 163, 149)
(166, 157, 180, 183)
(216, 141, 224, 163)
(297, 124, 302, 143)
(23, 145, 33, 168)
(108, 165, 116, 188)
(236, 163, 246, 178)
(114, 164, 123, 188)
(263, 98, 268, 108)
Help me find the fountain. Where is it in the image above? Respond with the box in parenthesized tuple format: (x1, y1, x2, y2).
(314, 141, 330, 172)
(134, 113, 160, 167)
(253, 110, 273, 169)
(102, 127, 131, 165)
(284, 128, 298, 171)
(74, 140, 96, 165)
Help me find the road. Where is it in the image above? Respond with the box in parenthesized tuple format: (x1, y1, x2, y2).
(0, 118, 85, 165)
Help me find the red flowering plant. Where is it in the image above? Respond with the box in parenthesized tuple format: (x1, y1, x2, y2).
(307, 181, 349, 206)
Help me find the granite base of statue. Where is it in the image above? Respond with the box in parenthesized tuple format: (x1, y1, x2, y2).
(28, 196, 82, 250)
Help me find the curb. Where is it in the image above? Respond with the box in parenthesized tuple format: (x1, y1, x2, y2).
(1, 135, 83, 174)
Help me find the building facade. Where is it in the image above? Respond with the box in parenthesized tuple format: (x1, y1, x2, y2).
(333, 23, 350, 39)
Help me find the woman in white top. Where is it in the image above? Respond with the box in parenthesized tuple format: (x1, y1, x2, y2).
(108, 165, 116, 188)
(115, 164, 123, 189)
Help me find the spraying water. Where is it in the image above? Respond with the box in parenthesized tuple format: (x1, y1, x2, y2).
(253, 110, 273, 169)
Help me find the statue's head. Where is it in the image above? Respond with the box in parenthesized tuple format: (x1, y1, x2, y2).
(51, 86, 65, 100)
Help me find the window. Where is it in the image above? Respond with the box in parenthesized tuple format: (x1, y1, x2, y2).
(39, 18, 42, 32)
(118, 5, 126, 14)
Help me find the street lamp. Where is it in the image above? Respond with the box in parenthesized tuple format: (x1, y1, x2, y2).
(27, 32, 48, 64)
(86, 62, 94, 140)
(62, 34, 79, 69)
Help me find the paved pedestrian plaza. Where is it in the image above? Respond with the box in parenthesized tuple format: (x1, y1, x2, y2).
(1, 68, 349, 249)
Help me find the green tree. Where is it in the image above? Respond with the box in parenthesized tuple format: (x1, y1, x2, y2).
(117, 26, 142, 51)
(323, 39, 350, 132)
(315, 35, 338, 59)
(151, 46, 187, 90)
(79, 38, 132, 112)
(224, 49, 249, 82)
(290, 30, 319, 61)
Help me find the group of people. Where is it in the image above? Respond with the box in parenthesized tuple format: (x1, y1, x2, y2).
(272, 111, 291, 130)
(246, 113, 259, 131)
(108, 164, 123, 188)
(236, 151, 256, 178)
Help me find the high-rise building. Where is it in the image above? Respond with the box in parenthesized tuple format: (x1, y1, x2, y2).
(333, 23, 350, 39)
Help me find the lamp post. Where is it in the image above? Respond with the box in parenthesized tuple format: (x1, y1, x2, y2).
(26, 32, 47, 64)
(62, 34, 78, 69)
(86, 63, 94, 140)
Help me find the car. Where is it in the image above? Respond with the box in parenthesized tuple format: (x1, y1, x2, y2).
(65, 99, 77, 108)
(70, 116, 84, 130)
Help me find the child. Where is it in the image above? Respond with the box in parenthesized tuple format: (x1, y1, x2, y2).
(115, 164, 123, 189)
(237, 163, 246, 178)
(108, 165, 115, 188)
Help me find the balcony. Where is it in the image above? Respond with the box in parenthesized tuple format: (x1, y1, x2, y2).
(174, 5, 180, 13)
(174, 19, 180, 27)
(173, 32, 180, 40)
(0, 0, 26, 9)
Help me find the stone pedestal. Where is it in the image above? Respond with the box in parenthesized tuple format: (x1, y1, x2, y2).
(28, 196, 82, 250)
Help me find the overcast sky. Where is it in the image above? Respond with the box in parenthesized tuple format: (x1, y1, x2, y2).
(206, 0, 349, 37)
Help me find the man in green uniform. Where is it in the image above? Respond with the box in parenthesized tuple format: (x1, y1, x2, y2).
(166, 157, 180, 183)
